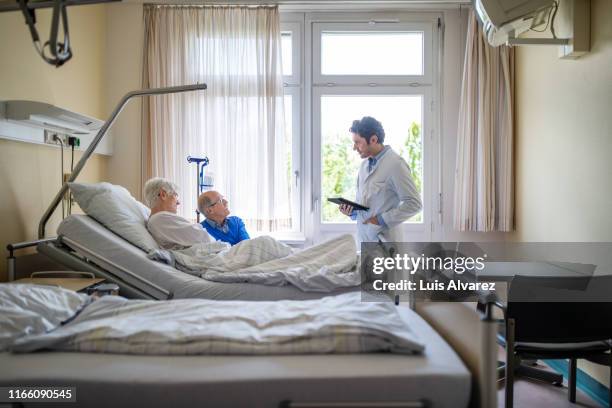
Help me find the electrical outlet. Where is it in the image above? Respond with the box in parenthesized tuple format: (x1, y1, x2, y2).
(44, 130, 68, 146)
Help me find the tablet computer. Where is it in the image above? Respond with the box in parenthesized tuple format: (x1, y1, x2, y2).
(327, 197, 370, 211)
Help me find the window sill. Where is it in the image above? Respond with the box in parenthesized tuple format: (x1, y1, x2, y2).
(250, 231, 307, 246)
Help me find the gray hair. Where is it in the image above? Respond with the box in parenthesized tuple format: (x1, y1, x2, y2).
(143, 178, 179, 208)
(197, 192, 215, 214)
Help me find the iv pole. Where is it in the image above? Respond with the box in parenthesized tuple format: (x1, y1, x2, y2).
(186, 156, 211, 223)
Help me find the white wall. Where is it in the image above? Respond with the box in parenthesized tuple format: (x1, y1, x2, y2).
(512, 0, 612, 386)
(105, 3, 145, 199)
(513, 1, 612, 243)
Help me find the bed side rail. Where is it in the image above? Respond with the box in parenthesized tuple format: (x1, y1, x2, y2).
(415, 298, 500, 408)
(36, 239, 167, 300)
(58, 236, 172, 300)
(6, 238, 57, 281)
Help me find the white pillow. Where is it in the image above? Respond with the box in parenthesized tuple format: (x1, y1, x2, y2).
(0, 284, 89, 351)
(69, 182, 159, 252)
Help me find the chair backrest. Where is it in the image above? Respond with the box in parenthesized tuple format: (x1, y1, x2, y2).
(507, 275, 612, 343)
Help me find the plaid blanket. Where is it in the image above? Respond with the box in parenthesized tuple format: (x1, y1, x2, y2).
(12, 292, 424, 355)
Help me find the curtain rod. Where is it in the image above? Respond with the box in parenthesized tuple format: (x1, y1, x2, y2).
(144, 3, 278, 7)
(139, 1, 470, 5)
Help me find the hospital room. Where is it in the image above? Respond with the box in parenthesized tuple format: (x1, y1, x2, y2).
(0, 0, 611, 406)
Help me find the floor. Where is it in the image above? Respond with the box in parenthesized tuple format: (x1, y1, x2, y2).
(497, 361, 604, 408)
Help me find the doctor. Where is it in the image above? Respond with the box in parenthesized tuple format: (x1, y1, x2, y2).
(339, 116, 422, 243)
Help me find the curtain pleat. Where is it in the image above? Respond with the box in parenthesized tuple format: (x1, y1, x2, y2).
(453, 10, 514, 232)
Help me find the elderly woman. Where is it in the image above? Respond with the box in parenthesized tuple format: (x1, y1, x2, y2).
(144, 177, 214, 249)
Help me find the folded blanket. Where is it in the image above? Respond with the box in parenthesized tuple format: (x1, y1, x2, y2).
(11, 292, 424, 355)
(148, 235, 361, 292)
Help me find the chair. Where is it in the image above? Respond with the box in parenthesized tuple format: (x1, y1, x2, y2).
(504, 275, 612, 407)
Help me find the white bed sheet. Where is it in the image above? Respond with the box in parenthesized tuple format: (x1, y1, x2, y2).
(0, 305, 471, 408)
(57, 215, 356, 300)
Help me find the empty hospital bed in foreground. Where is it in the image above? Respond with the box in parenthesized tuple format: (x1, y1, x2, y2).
(0, 283, 500, 408)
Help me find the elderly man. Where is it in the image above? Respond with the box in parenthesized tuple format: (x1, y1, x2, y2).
(198, 190, 250, 246)
(144, 177, 214, 249)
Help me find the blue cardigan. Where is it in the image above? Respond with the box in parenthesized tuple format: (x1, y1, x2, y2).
(201, 216, 250, 246)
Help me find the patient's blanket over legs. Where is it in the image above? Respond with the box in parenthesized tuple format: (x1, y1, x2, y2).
(148, 235, 361, 292)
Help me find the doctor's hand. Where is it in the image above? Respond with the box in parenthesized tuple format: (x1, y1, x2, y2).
(339, 204, 353, 216)
(363, 216, 380, 225)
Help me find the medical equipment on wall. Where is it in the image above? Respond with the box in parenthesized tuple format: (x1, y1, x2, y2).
(475, 0, 557, 46)
(0, 0, 120, 67)
(474, 0, 590, 58)
(187, 156, 214, 223)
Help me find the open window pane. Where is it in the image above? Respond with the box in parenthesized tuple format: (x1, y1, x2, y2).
(281, 32, 292, 76)
(321, 32, 423, 76)
(320, 95, 423, 223)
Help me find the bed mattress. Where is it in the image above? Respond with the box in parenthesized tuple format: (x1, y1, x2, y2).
(56, 215, 356, 301)
(0, 304, 471, 408)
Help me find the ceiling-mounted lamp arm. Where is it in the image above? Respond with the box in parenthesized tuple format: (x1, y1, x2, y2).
(11, 0, 122, 66)
(17, 0, 72, 66)
(17, 0, 42, 52)
(45, 0, 72, 66)
(38, 83, 208, 239)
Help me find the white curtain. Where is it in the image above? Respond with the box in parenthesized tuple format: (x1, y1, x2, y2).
(453, 10, 514, 232)
(142, 5, 290, 232)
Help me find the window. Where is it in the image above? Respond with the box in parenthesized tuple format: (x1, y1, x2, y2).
(313, 22, 434, 86)
(281, 21, 302, 85)
(320, 94, 424, 223)
(281, 32, 293, 76)
(311, 18, 437, 241)
(321, 31, 424, 76)
(275, 13, 438, 242)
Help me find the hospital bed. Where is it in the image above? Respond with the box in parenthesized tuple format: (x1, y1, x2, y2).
(0, 287, 499, 408)
(34, 214, 357, 301)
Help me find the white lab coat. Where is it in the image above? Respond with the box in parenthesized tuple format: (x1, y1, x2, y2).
(354, 147, 422, 243)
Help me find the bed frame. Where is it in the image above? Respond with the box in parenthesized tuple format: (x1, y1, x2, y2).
(7, 237, 168, 300)
(8, 235, 501, 408)
(39, 237, 171, 300)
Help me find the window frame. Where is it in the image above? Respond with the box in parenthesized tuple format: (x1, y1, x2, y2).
(275, 11, 442, 244)
(282, 86, 303, 234)
(312, 85, 434, 240)
(281, 21, 302, 85)
(279, 15, 305, 239)
(313, 21, 434, 86)
(306, 12, 440, 243)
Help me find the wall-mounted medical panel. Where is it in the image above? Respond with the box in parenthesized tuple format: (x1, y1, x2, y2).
(0, 100, 113, 155)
